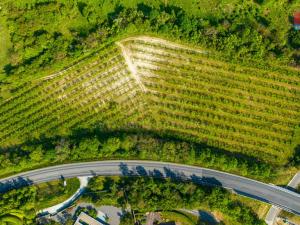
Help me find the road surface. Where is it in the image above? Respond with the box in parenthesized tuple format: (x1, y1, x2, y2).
(265, 172, 300, 225)
(1, 160, 300, 215)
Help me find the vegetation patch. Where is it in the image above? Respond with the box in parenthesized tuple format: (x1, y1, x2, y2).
(1, 0, 299, 82)
(35, 177, 80, 210)
(82, 176, 265, 225)
(0, 132, 275, 181)
(0, 175, 269, 225)
(0, 187, 37, 224)
(0, 36, 299, 179)
(0, 178, 79, 224)
(0, 214, 23, 225)
(0, 1, 299, 224)
(161, 210, 199, 225)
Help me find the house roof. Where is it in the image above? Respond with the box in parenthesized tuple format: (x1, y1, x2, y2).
(74, 212, 105, 225)
(294, 12, 300, 24)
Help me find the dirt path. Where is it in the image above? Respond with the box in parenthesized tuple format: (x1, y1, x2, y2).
(120, 35, 207, 55)
(116, 41, 147, 92)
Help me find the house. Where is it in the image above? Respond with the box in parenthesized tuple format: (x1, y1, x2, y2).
(294, 12, 300, 30)
(74, 212, 106, 225)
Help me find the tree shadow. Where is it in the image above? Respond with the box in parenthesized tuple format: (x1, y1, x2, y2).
(159, 4, 184, 17)
(135, 165, 148, 176)
(149, 169, 164, 178)
(77, 1, 87, 16)
(280, 185, 299, 193)
(118, 163, 223, 189)
(163, 167, 188, 181)
(197, 210, 219, 225)
(137, 3, 152, 17)
(119, 162, 134, 176)
(0, 176, 33, 193)
(191, 174, 222, 187)
(3, 63, 15, 75)
(292, 144, 300, 166)
(107, 4, 125, 25)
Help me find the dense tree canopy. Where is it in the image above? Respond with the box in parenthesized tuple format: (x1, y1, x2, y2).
(0, 0, 299, 83)
(0, 132, 273, 181)
(85, 176, 266, 225)
(0, 186, 37, 224)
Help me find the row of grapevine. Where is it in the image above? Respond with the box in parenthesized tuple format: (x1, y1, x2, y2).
(120, 38, 300, 164)
(0, 44, 143, 146)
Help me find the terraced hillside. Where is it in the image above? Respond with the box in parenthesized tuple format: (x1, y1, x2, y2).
(1, 36, 300, 165)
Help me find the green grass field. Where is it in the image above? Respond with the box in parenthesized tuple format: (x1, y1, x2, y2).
(0, 36, 299, 166)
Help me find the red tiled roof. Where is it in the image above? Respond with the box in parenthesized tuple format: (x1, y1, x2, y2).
(294, 12, 300, 24)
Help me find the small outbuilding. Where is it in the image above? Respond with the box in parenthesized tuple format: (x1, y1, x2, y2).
(74, 212, 105, 225)
(294, 12, 300, 30)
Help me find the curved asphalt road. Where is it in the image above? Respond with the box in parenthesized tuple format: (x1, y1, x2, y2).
(1, 160, 300, 215)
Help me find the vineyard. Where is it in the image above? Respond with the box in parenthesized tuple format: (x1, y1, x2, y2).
(0, 43, 144, 147)
(1, 36, 300, 165)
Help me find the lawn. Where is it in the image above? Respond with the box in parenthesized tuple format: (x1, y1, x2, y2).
(161, 210, 199, 225)
(230, 194, 270, 219)
(35, 177, 80, 210)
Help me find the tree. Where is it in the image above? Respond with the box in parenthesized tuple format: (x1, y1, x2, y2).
(75, 137, 100, 159)
(0, 186, 37, 224)
(55, 139, 71, 162)
(119, 212, 134, 225)
(29, 146, 44, 162)
(101, 137, 121, 155)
